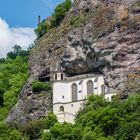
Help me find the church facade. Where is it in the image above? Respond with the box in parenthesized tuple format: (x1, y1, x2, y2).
(52, 60, 116, 123)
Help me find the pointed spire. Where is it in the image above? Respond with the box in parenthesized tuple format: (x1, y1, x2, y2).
(57, 57, 61, 72)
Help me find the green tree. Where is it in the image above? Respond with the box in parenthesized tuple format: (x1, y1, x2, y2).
(7, 51, 17, 59)
(41, 113, 58, 129)
(35, 20, 48, 37)
(82, 131, 95, 140)
(0, 49, 29, 121)
(13, 45, 22, 55)
(0, 122, 25, 140)
(0, 87, 5, 106)
(0, 58, 5, 64)
(115, 121, 140, 140)
(50, 0, 72, 28)
(21, 113, 57, 139)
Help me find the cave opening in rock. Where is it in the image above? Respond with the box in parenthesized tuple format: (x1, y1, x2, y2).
(39, 76, 50, 82)
(68, 70, 103, 77)
(38, 68, 51, 82)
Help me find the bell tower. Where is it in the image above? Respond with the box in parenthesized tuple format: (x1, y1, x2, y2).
(53, 57, 65, 81)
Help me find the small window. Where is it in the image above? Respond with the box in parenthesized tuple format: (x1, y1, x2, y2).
(61, 73, 63, 80)
(60, 106, 64, 112)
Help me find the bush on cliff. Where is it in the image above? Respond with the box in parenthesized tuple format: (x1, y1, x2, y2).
(21, 113, 57, 140)
(32, 81, 51, 92)
(50, 0, 72, 28)
(0, 122, 27, 140)
(35, 19, 49, 38)
(35, 0, 72, 37)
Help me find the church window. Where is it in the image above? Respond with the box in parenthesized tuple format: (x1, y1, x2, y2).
(61, 73, 63, 80)
(60, 106, 64, 112)
(87, 80, 94, 97)
(71, 83, 78, 102)
(101, 85, 105, 95)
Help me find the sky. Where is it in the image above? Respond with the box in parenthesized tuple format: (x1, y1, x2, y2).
(0, 0, 64, 58)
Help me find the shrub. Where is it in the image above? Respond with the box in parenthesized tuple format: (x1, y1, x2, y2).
(35, 0, 72, 38)
(69, 15, 86, 27)
(40, 124, 83, 140)
(0, 58, 5, 64)
(7, 45, 22, 59)
(0, 88, 5, 106)
(41, 113, 58, 129)
(35, 20, 49, 38)
(21, 119, 43, 139)
(82, 131, 95, 140)
(21, 113, 57, 139)
(32, 81, 51, 92)
(50, 0, 72, 28)
(0, 122, 25, 140)
(114, 121, 140, 140)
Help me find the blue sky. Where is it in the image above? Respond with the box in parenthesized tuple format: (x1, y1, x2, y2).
(0, 0, 64, 58)
(0, 0, 64, 28)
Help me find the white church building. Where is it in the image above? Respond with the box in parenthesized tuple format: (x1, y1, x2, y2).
(52, 60, 116, 123)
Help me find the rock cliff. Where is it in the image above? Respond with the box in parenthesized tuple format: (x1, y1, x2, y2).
(7, 0, 140, 126)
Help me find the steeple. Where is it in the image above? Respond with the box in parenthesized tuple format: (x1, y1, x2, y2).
(53, 57, 65, 81)
(57, 57, 61, 72)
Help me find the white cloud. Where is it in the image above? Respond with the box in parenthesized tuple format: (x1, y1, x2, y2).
(0, 17, 36, 58)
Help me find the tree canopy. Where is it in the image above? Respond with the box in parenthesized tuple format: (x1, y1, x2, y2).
(0, 45, 29, 121)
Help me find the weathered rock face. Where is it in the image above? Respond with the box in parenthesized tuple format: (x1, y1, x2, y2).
(6, 79, 52, 127)
(7, 0, 140, 125)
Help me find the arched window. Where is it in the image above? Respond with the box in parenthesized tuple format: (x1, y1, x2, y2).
(71, 83, 78, 102)
(60, 106, 64, 112)
(87, 80, 94, 97)
(101, 85, 105, 95)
